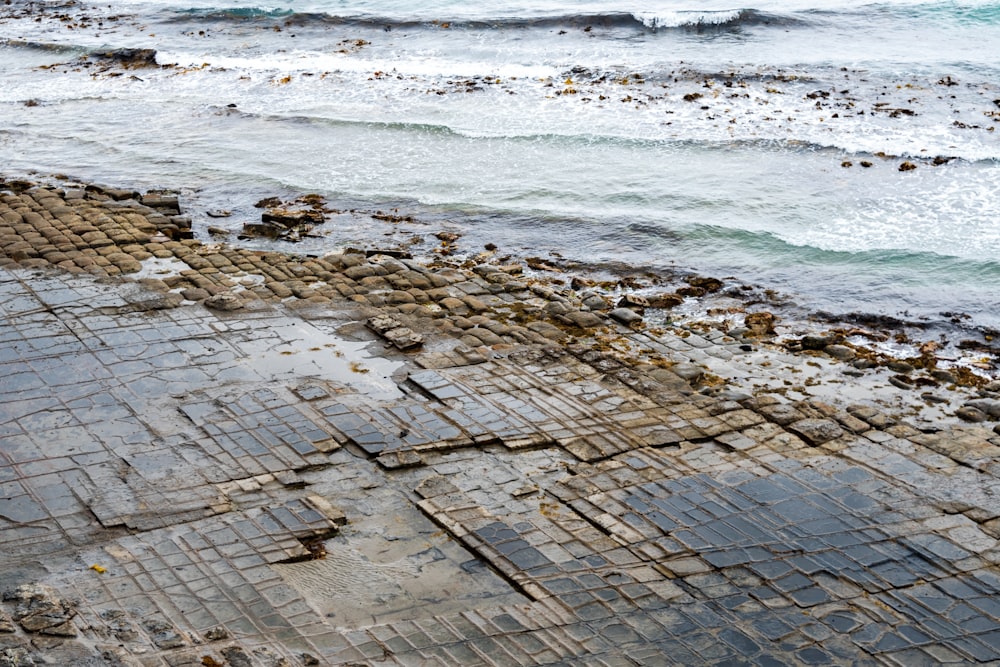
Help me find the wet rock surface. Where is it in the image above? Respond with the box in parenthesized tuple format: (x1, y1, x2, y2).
(1, 181, 1000, 665)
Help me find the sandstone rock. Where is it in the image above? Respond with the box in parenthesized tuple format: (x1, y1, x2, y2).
(759, 403, 805, 426)
(671, 362, 703, 382)
(204, 293, 243, 311)
(687, 276, 723, 292)
(142, 618, 186, 649)
(525, 321, 566, 341)
(466, 328, 504, 346)
(609, 308, 642, 325)
(788, 418, 844, 446)
(6, 584, 77, 637)
(462, 296, 488, 312)
(648, 293, 684, 309)
(386, 290, 415, 305)
(956, 406, 987, 423)
(563, 311, 604, 329)
(617, 294, 649, 309)
(439, 297, 469, 315)
(367, 315, 424, 350)
(676, 286, 705, 297)
(580, 293, 610, 310)
(966, 399, 1000, 418)
(545, 301, 572, 316)
(744, 312, 776, 337)
(93, 48, 159, 68)
(847, 405, 895, 428)
(0, 610, 15, 634)
(126, 291, 183, 311)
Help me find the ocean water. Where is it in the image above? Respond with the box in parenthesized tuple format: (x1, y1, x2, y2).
(2, 0, 999, 334)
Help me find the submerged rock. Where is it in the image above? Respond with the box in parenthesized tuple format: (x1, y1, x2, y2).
(93, 48, 159, 68)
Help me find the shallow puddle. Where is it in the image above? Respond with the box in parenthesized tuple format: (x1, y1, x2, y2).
(234, 319, 404, 402)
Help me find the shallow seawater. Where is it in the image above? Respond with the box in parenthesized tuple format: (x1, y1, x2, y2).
(2, 0, 999, 333)
(235, 319, 404, 400)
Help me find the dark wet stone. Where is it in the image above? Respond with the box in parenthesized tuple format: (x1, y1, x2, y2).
(563, 310, 604, 328)
(139, 193, 180, 213)
(789, 585, 832, 607)
(648, 293, 684, 309)
(93, 48, 159, 68)
(801, 334, 836, 350)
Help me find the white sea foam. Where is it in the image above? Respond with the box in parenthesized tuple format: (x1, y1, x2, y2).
(632, 9, 747, 29)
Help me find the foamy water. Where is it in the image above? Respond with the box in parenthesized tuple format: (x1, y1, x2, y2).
(1, 0, 999, 329)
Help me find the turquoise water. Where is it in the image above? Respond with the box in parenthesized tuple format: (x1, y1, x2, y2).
(1, 0, 999, 328)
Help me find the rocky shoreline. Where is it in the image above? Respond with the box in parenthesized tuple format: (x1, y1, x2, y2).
(2, 175, 1000, 665)
(1, 174, 997, 425)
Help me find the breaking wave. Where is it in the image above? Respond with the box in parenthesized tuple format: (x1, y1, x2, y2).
(164, 7, 800, 32)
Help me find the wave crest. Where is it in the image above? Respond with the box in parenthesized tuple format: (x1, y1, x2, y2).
(164, 7, 799, 32)
(633, 9, 755, 30)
